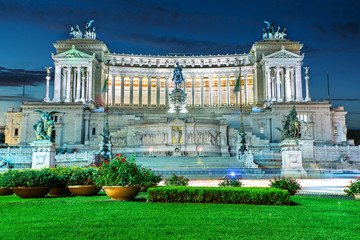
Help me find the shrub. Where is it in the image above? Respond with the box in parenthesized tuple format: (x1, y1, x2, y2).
(48, 167, 73, 187)
(344, 178, 360, 198)
(269, 177, 301, 192)
(147, 186, 290, 205)
(218, 177, 242, 187)
(140, 167, 162, 187)
(68, 167, 98, 185)
(96, 155, 143, 187)
(0, 169, 58, 187)
(164, 173, 189, 186)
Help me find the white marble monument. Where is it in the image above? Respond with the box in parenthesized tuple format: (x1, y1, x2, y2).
(31, 140, 56, 169)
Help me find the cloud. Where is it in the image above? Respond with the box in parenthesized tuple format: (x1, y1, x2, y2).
(313, 21, 360, 39)
(302, 45, 358, 54)
(0, 66, 50, 87)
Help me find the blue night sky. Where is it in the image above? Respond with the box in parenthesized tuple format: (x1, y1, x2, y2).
(0, 0, 359, 129)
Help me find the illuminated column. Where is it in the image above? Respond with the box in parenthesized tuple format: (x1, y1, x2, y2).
(304, 67, 311, 102)
(253, 63, 258, 103)
(276, 66, 282, 102)
(80, 68, 85, 102)
(226, 75, 230, 105)
(191, 76, 195, 106)
(148, 77, 151, 106)
(285, 66, 291, 102)
(156, 77, 160, 107)
(65, 66, 71, 102)
(291, 68, 295, 101)
(121, 75, 125, 106)
(61, 67, 67, 101)
(139, 76, 143, 107)
(271, 74, 276, 102)
(218, 75, 221, 106)
(75, 66, 81, 102)
(200, 76, 204, 107)
(44, 75, 51, 102)
(265, 65, 271, 102)
(295, 65, 303, 101)
(53, 65, 62, 102)
(165, 76, 169, 107)
(130, 75, 134, 106)
(244, 74, 248, 105)
(111, 74, 115, 105)
(87, 66, 93, 102)
(209, 76, 213, 106)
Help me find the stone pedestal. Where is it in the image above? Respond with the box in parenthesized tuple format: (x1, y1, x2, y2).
(168, 89, 187, 114)
(239, 151, 258, 168)
(301, 139, 314, 162)
(31, 140, 56, 169)
(280, 139, 307, 178)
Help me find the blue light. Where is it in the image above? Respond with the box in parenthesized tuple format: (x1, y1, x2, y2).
(231, 172, 235, 177)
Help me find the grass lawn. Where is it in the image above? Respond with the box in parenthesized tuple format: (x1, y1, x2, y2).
(0, 192, 359, 240)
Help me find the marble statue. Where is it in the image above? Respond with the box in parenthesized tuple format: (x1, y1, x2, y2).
(33, 110, 59, 142)
(276, 106, 301, 141)
(70, 25, 83, 38)
(172, 63, 185, 92)
(263, 21, 287, 40)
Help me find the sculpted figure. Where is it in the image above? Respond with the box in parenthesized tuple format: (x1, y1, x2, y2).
(33, 110, 59, 142)
(276, 106, 301, 141)
(171, 63, 185, 92)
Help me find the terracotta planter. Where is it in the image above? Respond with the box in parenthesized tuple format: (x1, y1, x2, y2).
(49, 187, 71, 197)
(11, 186, 51, 198)
(140, 184, 157, 192)
(67, 185, 101, 196)
(288, 190, 297, 196)
(355, 194, 360, 201)
(0, 187, 13, 196)
(104, 186, 141, 200)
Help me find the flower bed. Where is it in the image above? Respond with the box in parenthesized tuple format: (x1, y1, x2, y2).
(147, 186, 290, 205)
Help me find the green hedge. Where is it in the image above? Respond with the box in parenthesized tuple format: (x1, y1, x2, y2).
(147, 186, 290, 205)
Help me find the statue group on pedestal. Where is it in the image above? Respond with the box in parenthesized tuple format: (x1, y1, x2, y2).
(70, 20, 96, 39)
(33, 110, 59, 142)
(263, 21, 287, 40)
(277, 106, 301, 141)
(172, 63, 185, 92)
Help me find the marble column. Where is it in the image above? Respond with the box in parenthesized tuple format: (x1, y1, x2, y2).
(295, 65, 303, 101)
(265, 66, 271, 102)
(111, 74, 115, 105)
(285, 66, 291, 102)
(271, 75, 276, 102)
(61, 67, 67, 101)
(139, 76, 143, 107)
(44, 76, 50, 102)
(75, 67, 81, 102)
(165, 76, 169, 107)
(53, 65, 62, 102)
(218, 75, 221, 106)
(276, 66, 282, 102)
(87, 67, 93, 102)
(291, 68, 295, 101)
(84, 115, 90, 143)
(305, 70, 311, 102)
(65, 66, 71, 102)
(244, 74, 248, 105)
(191, 76, 195, 106)
(226, 75, 230, 105)
(209, 77, 213, 106)
(80, 68, 85, 102)
(121, 75, 125, 106)
(156, 77, 160, 107)
(130, 76, 134, 106)
(148, 77, 152, 106)
(253, 63, 258, 104)
(200, 76, 204, 107)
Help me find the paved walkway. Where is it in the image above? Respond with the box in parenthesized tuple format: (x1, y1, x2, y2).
(159, 179, 352, 195)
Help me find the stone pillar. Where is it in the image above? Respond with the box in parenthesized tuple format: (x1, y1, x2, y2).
(305, 72, 311, 102)
(65, 66, 71, 102)
(219, 119, 230, 157)
(75, 66, 81, 102)
(53, 65, 62, 102)
(156, 77, 160, 107)
(191, 76, 195, 106)
(291, 68, 295, 101)
(139, 76, 143, 107)
(80, 69, 86, 102)
(121, 75, 125, 106)
(253, 64, 258, 104)
(84, 115, 90, 143)
(285, 66, 291, 102)
(200, 76, 204, 107)
(276, 66, 282, 102)
(244, 74, 248, 105)
(265, 66, 271, 102)
(209, 76, 213, 106)
(218, 75, 221, 106)
(280, 139, 307, 178)
(235, 74, 239, 106)
(148, 77, 152, 106)
(31, 140, 56, 169)
(165, 76, 169, 107)
(295, 65, 303, 101)
(61, 68, 67, 101)
(271, 76, 276, 101)
(44, 76, 51, 102)
(111, 74, 115, 105)
(130, 75, 134, 106)
(226, 75, 230, 105)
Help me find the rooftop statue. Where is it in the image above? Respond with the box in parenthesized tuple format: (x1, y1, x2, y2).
(70, 21, 96, 39)
(276, 106, 301, 141)
(45, 67, 52, 77)
(263, 21, 287, 40)
(33, 110, 59, 142)
(172, 63, 185, 92)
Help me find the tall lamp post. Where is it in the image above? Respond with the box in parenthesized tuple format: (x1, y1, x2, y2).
(235, 62, 247, 155)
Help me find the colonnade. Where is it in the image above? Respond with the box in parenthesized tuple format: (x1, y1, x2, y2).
(106, 74, 254, 107)
(264, 64, 302, 102)
(52, 65, 93, 103)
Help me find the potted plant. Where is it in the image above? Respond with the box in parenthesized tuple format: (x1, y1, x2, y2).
(67, 167, 100, 196)
(96, 155, 143, 200)
(164, 173, 189, 186)
(344, 178, 360, 200)
(3, 169, 56, 198)
(0, 171, 13, 196)
(48, 167, 72, 197)
(140, 167, 162, 192)
(269, 176, 301, 195)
